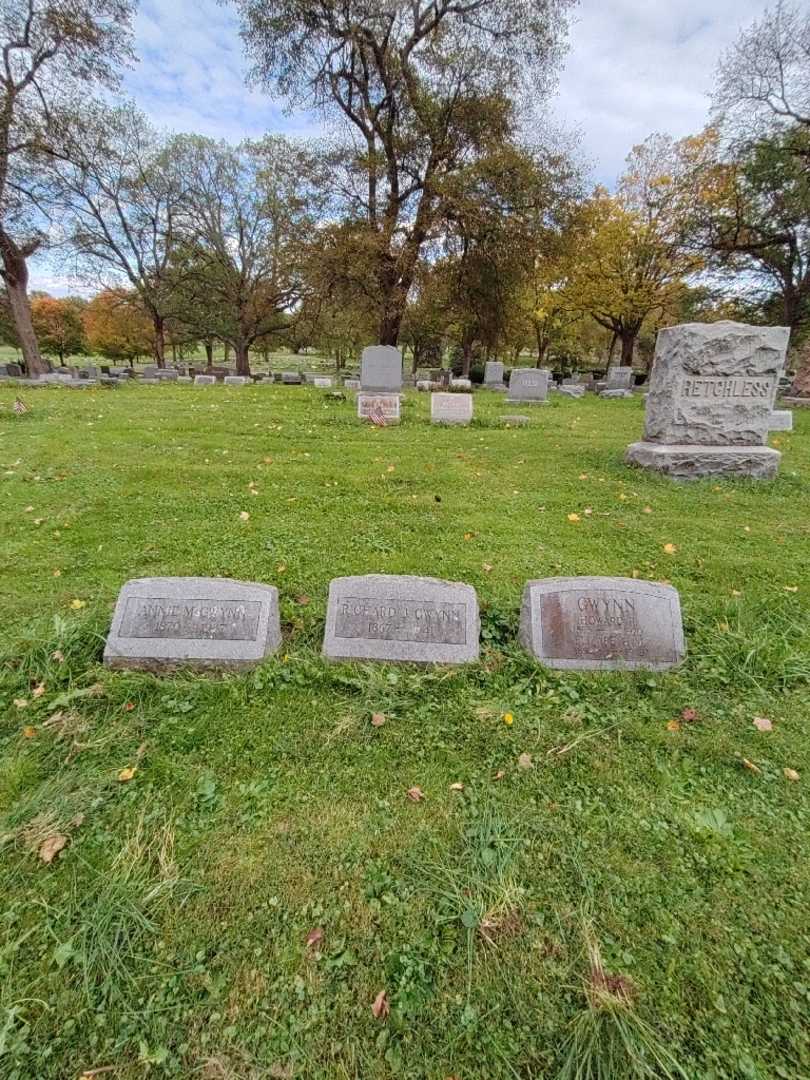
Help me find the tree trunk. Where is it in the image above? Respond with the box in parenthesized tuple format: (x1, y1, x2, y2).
(153, 314, 166, 368)
(379, 309, 403, 346)
(234, 341, 251, 377)
(620, 328, 636, 366)
(205, 340, 213, 366)
(0, 232, 47, 376)
(462, 340, 473, 378)
(171, 342, 177, 362)
(223, 342, 230, 363)
(791, 346, 810, 396)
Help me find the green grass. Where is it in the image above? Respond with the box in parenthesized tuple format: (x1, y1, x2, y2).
(1, 383, 809, 1079)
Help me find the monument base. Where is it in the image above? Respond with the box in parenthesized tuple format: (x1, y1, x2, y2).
(625, 441, 781, 480)
(506, 398, 550, 406)
(781, 396, 810, 408)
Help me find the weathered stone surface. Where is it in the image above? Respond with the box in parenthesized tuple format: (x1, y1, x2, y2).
(519, 576, 685, 672)
(104, 577, 281, 671)
(177, 376, 193, 383)
(604, 366, 634, 391)
(769, 410, 793, 432)
(625, 441, 781, 479)
(507, 368, 550, 404)
(360, 346, 403, 391)
(343, 377, 361, 390)
(323, 574, 479, 664)
(450, 378, 471, 390)
(357, 392, 401, 423)
(558, 385, 586, 399)
(281, 371, 302, 384)
(501, 414, 530, 425)
(416, 380, 433, 391)
(313, 376, 334, 388)
(781, 396, 810, 408)
(600, 388, 633, 399)
(484, 361, 505, 386)
(194, 375, 216, 385)
(224, 376, 247, 386)
(642, 321, 789, 446)
(431, 392, 473, 424)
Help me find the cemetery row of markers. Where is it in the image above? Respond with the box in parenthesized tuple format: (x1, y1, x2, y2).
(102, 320, 793, 674)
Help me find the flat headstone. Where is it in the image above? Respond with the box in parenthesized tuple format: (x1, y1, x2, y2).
(224, 376, 247, 386)
(416, 380, 433, 392)
(194, 375, 216, 385)
(520, 577, 685, 672)
(343, 377, 361, 390)
(104, 577, 281, 672)
(360, 345, 403, 392)
(281, 371, 302, 384)
(431, 392, 473, 424)
(323, 574, 479, 664)
(558, 385, 586, 399)
(177, 376, 193, 384)
(141, 378, 160, 385)
(450, 377, 472, 390)
(507, 368, 550, 404)
(501, 414, 530, 426)
(357, 393, 401, 424)
(769, 410, 793, 432)
(313, 376, 334, 388)
(626, 321, 789, 480)
(600, 388, 633, 399)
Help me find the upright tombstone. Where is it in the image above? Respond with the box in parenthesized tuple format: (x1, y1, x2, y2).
(520, 577, 685, 672)
(104, 577, 281, 672)
(484, 361, 506, 389)
(450, 377, 472, 390)
(600, 366, 634, 398)
(357, 393, 401, 424)
(194, 374, 216, 386)
(360, 345, 403, 392)
(431, 392, 473, 425)
(313, 376, 334, 388)
(507, 368, 550, 405)
(224, 375, 247, 386)
(281, 371, 302, 384)
(626, 321, 790, 479)
(323, 574, 479, 664)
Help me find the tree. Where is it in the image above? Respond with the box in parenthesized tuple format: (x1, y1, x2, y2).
(233, 0, 574, 346)
(31, 294, 86, 363)
(714, 2, 810, 156)
(51, 105, 183, 367)
(567, 136, 704, 366)
(172, 136, 321, 376)
(82, 288, 153, 363)
(0, 0, 134, 375)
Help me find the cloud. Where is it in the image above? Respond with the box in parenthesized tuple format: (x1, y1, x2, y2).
(32, 0, 769, 293)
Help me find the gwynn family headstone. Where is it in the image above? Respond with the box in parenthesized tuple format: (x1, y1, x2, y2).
(323, 575, 479, 664)
(104, 578, 281, 671)
(626, 321, 789, 479)
(356, 393, 401, 424)
(519, 577, 685, 672)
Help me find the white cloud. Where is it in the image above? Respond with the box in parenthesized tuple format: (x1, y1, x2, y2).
(32, 0, 769, 293)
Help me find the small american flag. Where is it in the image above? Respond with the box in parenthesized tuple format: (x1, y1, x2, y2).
(13, 397, 28, 416)
(368, 402, 388, 427)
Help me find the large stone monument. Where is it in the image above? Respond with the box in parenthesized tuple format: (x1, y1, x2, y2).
(626, 321, 790, 479)
(323, 574, 479, 664)
(104, 577, 281, 671)
(519, 577, 685, 672)
(507, 368, 550, 405)
(360, 346, 403, 392)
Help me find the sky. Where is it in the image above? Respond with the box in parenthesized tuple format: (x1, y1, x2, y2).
(32, 0, 769, 294)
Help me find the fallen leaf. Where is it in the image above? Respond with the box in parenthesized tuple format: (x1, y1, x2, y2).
(117, 767, 137, 783)
(753, 716, 773, 733)
(70, 813, 85, 829)
(239, 511, 250, 522)
(51, 649, 64, 662)
(13, 698, 29, 709)
(52, 569, 61, 577)
(784, 768, 800, 782)
(463, 532, 473, 541)
(371, 712, 386, 727)
(583, 507, 593, 516)
(663, 543, 677, 555)
(22, 725, 37, 738)
(518, 753, 533, 770)
(666, 719, 681, 733)
(371, 990, 389, 1020)
(567, 513, 581, 523)
(742, 758, 762, 774)
(494, 770, 506, 780)
(69, 598, 86, 610)
(305, 927, 324, 949)
(482, 562, 493, 572)
(386, 465, 395, 473)
(449, 782, 464, 792)
(32, 683, 46, 699)
(783, 585, 799, 593)
(277, 563, 287, 573)
(295, 595, 311, 606)
(39, 834, 68, 864)
(407, 786, 425, 802)
(578, 473, 588, 480)
(124, 702, 135, 712)
(642, 506, 653, 514)
(681, 707, 698, 723)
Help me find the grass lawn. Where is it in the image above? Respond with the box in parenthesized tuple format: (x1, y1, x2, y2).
(1, 383, 809, 1080)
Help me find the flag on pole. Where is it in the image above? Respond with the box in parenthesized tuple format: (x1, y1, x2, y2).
(368, 402, 387, 427)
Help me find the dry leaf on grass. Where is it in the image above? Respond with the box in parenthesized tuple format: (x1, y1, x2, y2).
(666, 720, 681, 733)
(371, 990, 390, 1020)
(51, 649, 64, 662)
(32, 683, 46, 699)
(742, 758, 762, 775)
(371, 712, 386, 727)
(494, 770, 506, 780)
(22, 725, 36, 739)
(663, 543, 677, 555)
(518, 753, 533, 770)
(305, 927, 324, 949)
(449, 782, 464, 792)
(753, 716, 773, 733)
(407, 786, 425, 802)
(784, 768, 800, 782)
(38, 834, 68, 864)
(117, 767, 137, 783)
(681, 707, 699, 723)
(13, 698, 28, 709)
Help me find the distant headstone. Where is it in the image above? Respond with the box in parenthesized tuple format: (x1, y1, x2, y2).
(501, 414, 530, 426)
(323, 575, 479, 664)
(507, 368, 550, 404)
(357, 393, 401, 424)
(601, 366, 634, 396)
(626, 321, 789, 479)
(600, 388, 633, 400)
(281, 371, 302, 384)
(768, 410, 793, 432)
(431, 392, 473, 425)
(484, 361, 506, 388)
(104, 577, 281, 672)
(313, 376, 334, 388)
(343, 377, 361, 390)
(450, 377, 472, 390)
(558, 385, 586, 399)
(156, 369, 178, 381)
(194, 375, 216, 386)
(6, 363, 22, 377)
(360, 345, 403, 392)
(416, 380, 433, 392)
(177, 376, 193, 384)
(520, 577, 685, 672)
(224, 376, 247, 386)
